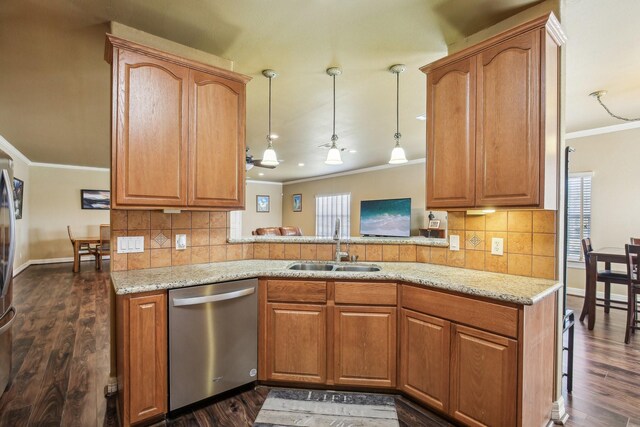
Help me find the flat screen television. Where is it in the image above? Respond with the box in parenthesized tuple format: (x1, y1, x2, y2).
(360, 198, 411, 237)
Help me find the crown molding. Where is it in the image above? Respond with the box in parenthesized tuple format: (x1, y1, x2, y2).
(284, 158, 426, 185)
(566, 121, 640, 140)
(246, 179, 283, 186)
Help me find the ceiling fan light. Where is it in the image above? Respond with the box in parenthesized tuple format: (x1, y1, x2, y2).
(389, 144, 408, 164)
(325, 146, 343, 165)
(261, 145, 279, 166)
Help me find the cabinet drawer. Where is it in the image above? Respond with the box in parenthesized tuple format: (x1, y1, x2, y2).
(267, 280, 327, 303)
(334, 282, 397, 306)
(401, 285, 518, 338)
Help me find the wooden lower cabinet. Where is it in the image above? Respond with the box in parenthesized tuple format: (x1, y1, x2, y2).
(450, 324, 517, 427)
(265, 303, 327, 383)
(116, 291, 168, 426)
(399, 309, 450, 412)
(334, 306, 397, 387)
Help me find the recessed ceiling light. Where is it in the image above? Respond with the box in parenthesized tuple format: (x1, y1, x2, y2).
(298, 162, 305, 166)
(416, 114, 426, 121)
(349, 149, 357, 153)
(270, 134, 279, 139)
(258, 172, 264, 176)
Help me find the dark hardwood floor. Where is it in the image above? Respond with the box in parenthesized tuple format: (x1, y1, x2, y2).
(0, 263, 638, 426)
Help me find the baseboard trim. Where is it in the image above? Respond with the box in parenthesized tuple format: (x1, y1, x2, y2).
(567, 286, 627, 303)
(13, 256, 111, 277)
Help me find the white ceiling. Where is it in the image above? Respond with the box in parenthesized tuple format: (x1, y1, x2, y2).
(0, 0, 638, 182)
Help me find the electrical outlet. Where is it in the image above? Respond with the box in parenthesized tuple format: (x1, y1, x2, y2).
(491, 237, 504, 256)
(175, 234, 187, 250)
(449, 234, 460, 251)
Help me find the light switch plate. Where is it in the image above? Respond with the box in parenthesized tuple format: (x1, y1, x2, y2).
(117, 236, 144, 254)
(175, 234, 187, 250)
(491, 237, 504, 256)
(449, 235, 460, 251)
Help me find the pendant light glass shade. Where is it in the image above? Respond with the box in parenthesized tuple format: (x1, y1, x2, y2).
(389, 141, 408, 164)
(261, 69, 279, 167)
(325, 67, 343, 165)
(261, 140, 279, 166)
(388, 64, 408, 164)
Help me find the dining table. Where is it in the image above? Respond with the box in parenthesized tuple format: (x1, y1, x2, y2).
(581, 247, 629, 330)
(73, 236, 100, 273)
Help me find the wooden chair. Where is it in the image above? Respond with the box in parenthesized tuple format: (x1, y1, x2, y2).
(67, 225, 98, 268)
(624, 244, 640, 343)
(582, 238, 628, 313)
(95, 224, 110, 271)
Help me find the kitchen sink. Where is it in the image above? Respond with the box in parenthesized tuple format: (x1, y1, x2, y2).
(333, 265, 381, 272)
(288, 263, 335, 271)
(287, 263, 381, 272)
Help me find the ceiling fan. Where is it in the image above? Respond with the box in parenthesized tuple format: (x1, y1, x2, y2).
(246, 147, 277, 170)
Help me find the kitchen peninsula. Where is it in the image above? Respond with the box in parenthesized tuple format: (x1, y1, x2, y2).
(112, 258, 560, 427)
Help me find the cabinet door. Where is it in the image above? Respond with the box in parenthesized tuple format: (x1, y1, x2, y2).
(450, 324, 517, 427)
(400, 309, 450, 412)
(334, 306, 397, 387)
(188, 70, 246, 208)
(266, 303, 326, 383)
(476, 31, 540, 207)
(115, 50, 189, 207)
(426, 57, 476, 208)
(128, 292, 167, 425)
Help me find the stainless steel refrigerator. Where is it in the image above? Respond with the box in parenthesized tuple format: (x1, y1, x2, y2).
(0, 150, 16, 398)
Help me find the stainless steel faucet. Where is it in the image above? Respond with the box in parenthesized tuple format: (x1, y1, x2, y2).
(333, 218, 349, 262)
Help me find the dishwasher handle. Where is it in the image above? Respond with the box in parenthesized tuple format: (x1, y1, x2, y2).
(172, 287, 256, 307)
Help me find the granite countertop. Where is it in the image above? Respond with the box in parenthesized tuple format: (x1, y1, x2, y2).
(111, 260, 562, 305)
(227, 236, 449, 246)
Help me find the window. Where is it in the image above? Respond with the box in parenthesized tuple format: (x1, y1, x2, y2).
(315, 193, 351, 238)
(567, 173, 592, 262)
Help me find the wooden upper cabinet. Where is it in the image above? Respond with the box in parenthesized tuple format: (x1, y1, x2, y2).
(115, 50, 189, 207)
(106, 35, 250, 210)
(188, 70, 245, 208)
(421, 13, 565, 210)
(427, 57, 476, 208)
(476, 31, 540, 207)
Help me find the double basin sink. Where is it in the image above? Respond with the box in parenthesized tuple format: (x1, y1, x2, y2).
(288, 262, 381, 272)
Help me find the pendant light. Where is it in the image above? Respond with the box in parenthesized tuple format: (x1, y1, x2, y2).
(325, 67, 343, 165)
(261, 69, 279, 166)
(389, 64, 408, 164)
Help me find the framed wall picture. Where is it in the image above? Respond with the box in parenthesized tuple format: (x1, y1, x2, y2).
(293, 194, 302, 212)
(81, 189, 111, 210)
(428, 219, 441, 229)
(13, 178, 23, 220)
(256, 195, 270, 213)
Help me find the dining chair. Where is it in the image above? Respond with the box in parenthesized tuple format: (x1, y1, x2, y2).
(624, 244, 640, 343)
(96, 224, 111, 271)
(582, 238, 628, 313)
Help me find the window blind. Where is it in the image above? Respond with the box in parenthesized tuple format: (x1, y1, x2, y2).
(567, 173, 592, 262)
(228, 210, 242, 239)
(315, 193, 351, 238)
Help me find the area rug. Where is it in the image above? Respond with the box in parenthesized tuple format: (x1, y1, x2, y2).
(253, 388, 399, 427)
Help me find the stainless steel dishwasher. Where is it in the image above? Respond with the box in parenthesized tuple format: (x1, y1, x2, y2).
(168, 278, 258, 411)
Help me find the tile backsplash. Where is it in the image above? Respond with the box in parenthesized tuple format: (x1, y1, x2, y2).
(110, 210, 253, 272)
(444, 210, 557, 279)
(111, 209, 557, 280)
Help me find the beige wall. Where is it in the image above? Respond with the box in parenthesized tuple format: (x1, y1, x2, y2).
(239, 181, 283, 236)
(29, 166, 110, 260)
(282, 162, 441, 237)
(567, 127, 640, 297)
